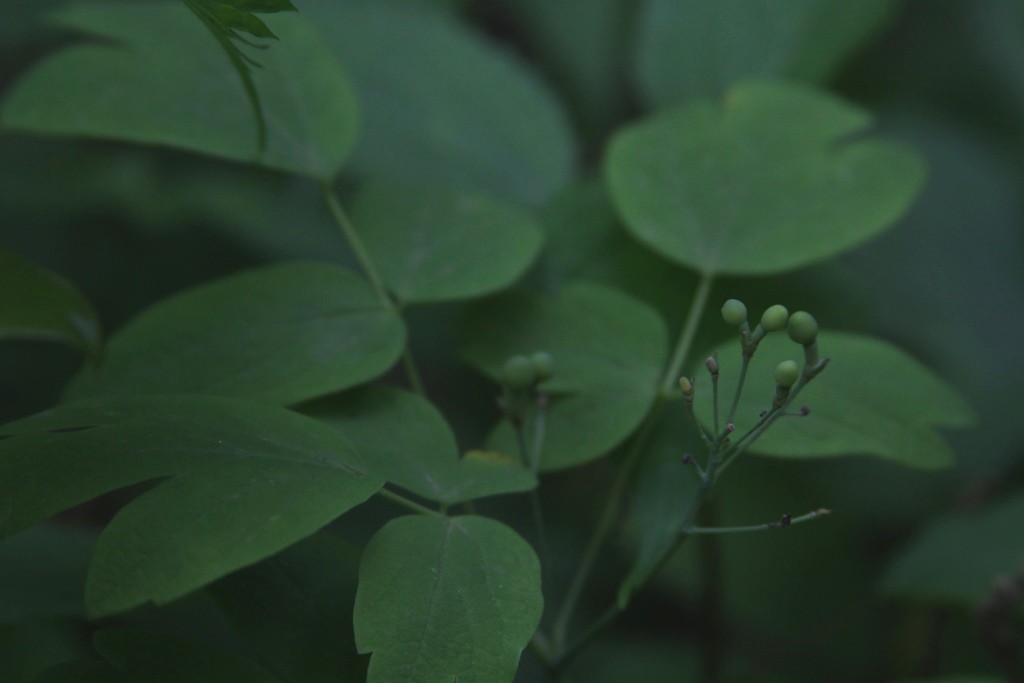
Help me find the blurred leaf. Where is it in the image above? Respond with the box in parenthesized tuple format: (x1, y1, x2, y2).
(0, 249, 101, 359)
(605, 82, 926, 275)
(563, 635, 698, 682)
(461, 283, 668, 471)
(697, 331, 974, 468)
(883, 492, 1024, 606)
(33, 660, 129, 683)
(182, 0, 297, 150)
(0, 525, 96, 624)
(293, 0, 576, 205)
(634, 0, 899, 107)
(0, 620, 91, 683)
(208, 531, 367, 682)
(350, 182, 544, 304)
(304, 387, 536, 504)
(0, 395, 384, 617)
(1, 1, 357, 180)
(354, 515, 542, 683)
(65, 263, 404, 405)
(619, 410, 702, 607)
(92, 628, 277, 681)
(895, 678, 1006, 683)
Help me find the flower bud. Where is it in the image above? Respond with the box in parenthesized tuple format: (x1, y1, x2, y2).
(721, 299, 747, 327)
(787, 311, 819, 345)
(760, 304, 789, 332)
(530, 351, 555, 381)
(774, 360, 800, 389)
(502, 355, 536, 390)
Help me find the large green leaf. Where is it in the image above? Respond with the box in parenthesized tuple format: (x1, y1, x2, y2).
(64, 262, 404, 405)
(0, 1, 357, 180)
(0, 249, 101, 359)
(305, 387, 536, 504)
(695, 331, 974, 469)
(0, 525, 96, 624)
(293, 0, 576, 205)
(634, 0, 899, 107)
(350, 182, 544, 304)
(882, 492, 1024, 606)
(354, 515, 542, 683)
(208, 531, 367, 682)
(91, 629, 278, 682)
(0, 395, 384, 617)
(605, 82, 926, 275)
(460, 283, 668, 471)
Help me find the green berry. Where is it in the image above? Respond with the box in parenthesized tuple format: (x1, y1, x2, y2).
(787, 311, 819, 345)
(721, 299, 747, 326)
(502, 355, 536, 389)
(760, 304, 789, 332)
(530, 351, 555, 381)
(774, 360, 800, 389)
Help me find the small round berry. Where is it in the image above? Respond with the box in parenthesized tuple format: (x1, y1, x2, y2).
(721, 299, 747, 326)
(760, 304, 789, 332)
(502, 355, 536, 389)
(774, 360, 800, 389)
(529, 351, 555, 381)
(787, 311, 819, 345)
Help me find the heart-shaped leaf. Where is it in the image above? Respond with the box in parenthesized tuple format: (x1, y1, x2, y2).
(605, 82, 926, 275)
(350, 182, 545, 304)
(64, 262, 405, 405)
(0, 1, 357, 180)
(292, 0, 576, 205)
(461, 283, 668, 471)
(695, 331, 975, 469)
(208, 531, 367, 682)
(0, 395, 384, 617)
(634, 0, 900, 107)
(354, 515, 542, 683)
(305, 387, 536, 504)
(882, 492, 1024, 606)
(0, 248, 101, 359)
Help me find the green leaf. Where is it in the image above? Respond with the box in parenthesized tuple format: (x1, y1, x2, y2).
(0, 249, 101, 359)
(354, 515, 542, 683)
(350, 182, 545, 304)
(461, 283, 668, 471)
(92, 628, 278, 682)
(696, 331, 975, 469)
(1, 1, 357, 180)
(618, 411, 701, 607)
(293, 0, 576, 205)
(33, 660, 129, 683)
(605, 82, 926, 275)
(304, 386, 536, 504)
(0, 620, 92, 683)
(0, 525, 96, 624)
(882, 492, 1024, 606)
(634, 0, 900, 107)
(64, 262, 404, 405)
(0, 395, 384, 617)
(208, 531, 367, 682)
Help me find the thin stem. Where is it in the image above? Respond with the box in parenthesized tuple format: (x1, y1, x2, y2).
(321, 182, 427, 395)
(696, 502, 723, 683)
(376, 487, 445, 518)
(711, 370, 720, 438)
(683, 508, 832, 535)
(661, 272, 714, 396)
(725, 354, 751, 426)
(553, 273, 715, 656)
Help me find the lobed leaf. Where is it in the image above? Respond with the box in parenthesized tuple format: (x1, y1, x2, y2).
(350, 182, 545, 304)
(605, 82, 926, 275)
(64, 262, 405, 405)
(0, 1, 357, 179)
(305, 386, 536, 504)
(460, 283, 668, 471)
(0, 395, 384, 617)
(354, 515, 542, 683)
(695, 331, 975, 469)
(292, 0, 576, 205)
(0, 248, 101, 359)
